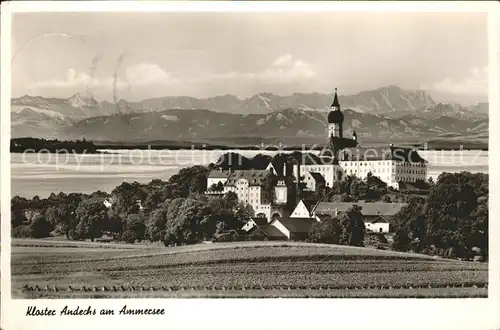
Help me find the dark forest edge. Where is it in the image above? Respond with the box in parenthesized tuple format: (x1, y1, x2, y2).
(11, 151, 488, 262)
(11, 137, 488, 152)
(11, 137, 103, 154)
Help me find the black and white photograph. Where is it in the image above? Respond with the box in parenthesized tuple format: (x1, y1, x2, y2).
(3, 2, 497, 307)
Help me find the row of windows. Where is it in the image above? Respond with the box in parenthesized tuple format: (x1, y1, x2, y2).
(341, 161, 392, 166)
(396, 169, 426, 175)
(303, 166, 330, 173)
(398, 163, 426, 167)
(298, 162, 426, 168)
(395, 177, 422, 182)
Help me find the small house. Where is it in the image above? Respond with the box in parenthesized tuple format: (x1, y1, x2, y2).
(312, 202, 407, 233)
(267, 217, 316, 241)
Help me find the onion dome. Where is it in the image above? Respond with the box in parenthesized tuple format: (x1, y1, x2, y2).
(328, 110, 344, 123)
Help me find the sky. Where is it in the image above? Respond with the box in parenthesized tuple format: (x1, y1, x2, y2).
(11, 12, 488, 104)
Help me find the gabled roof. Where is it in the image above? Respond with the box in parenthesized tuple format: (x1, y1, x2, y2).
(253, 224, 287, 238)
(314, 202, 407, 218)
(251, 217, 268, 226)
(272, 217, 315, 233)
(268, 153, 292, 176)
(339, 146, 427, 163)
(364, 216, 389, 224)
(224, 169, 270, 187)
(208, 170, 231, 179)
(294, 199, 318, 215)
(309, 172, 325, 183)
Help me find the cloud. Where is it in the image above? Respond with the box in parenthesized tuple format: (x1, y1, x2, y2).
(205, 54, 316, 84)
(124, 63, 178, 86)
(261, 54, 317, 82)
(32, 63, 177, 91)
(426, 66, 488, 96)
(33, 68, 99, 89)
(29, 55, 316, 99)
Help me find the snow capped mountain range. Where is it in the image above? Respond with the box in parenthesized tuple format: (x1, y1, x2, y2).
(10, 85, 488, 142)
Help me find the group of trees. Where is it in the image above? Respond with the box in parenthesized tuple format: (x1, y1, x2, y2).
(11, 149, 489, 262)
(10, 137, 98, 153)
(11, 164, 254, 246)
(319, 172, 431, 203)
(306, 205, 365, 246)
(321, 172, 391, 202)
(391, 172, 488, 260)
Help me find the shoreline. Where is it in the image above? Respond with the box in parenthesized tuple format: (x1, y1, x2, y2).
(10, 145, 489, 153)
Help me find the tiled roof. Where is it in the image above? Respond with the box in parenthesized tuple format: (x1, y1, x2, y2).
(208, 170, 231, 179)
(339, 146, 427, 163)
(252, 217, 268, 226)
(314, 202, 407, 218)
(295, 199, 318, 214)
(224, 169, 271, 187)
(364, 216, 389, 224)
(258, 225, 287, 238)
(268, 153, 293, 176)
(273, 217, 315, 233)
(309, 172, 325, 183)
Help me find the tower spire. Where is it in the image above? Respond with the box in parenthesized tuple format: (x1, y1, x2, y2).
(331, 88, 340, 108)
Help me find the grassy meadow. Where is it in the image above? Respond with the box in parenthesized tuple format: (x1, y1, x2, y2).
(11, 239, 488, 298)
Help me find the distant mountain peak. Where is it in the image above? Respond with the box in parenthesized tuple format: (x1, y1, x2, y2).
(67, 92, 100, 108)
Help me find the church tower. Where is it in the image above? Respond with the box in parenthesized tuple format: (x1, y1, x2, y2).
(274, 179, 288, 205)
(327, 88, 344, 139)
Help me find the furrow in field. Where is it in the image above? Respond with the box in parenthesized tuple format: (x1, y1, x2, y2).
(17, 287, 488, 299)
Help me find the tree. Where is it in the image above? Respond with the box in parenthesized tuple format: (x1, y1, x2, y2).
(162, 198, 212, 245)
(425, 174, 479, 257)
(365, 173, 388, 200)
(74, 199, 109, 241)
(125, 213, 146, 242)
(11, 210, 26, 228)
(111, 182, 147, 219)
(104, 212, 123, 238)
(306, 216, 342, 244)
(12, 225, 33, 238)
(146, 198, 183, 242)
(168, 165, 210, 198)
(206, 197, 240, 236)
(349, 180, 359, 197)
(120, 230, 136, 244)
(44, 204, 70, 232)
(389, 172, 488, 259)
(392, 228, 411, 251)
(30, 214, 52, 238)
(338, 205, 365, 246)
(11, 196, 30, 228)
(142, 181, 173, 216)
(392, 197, 427, 251)
(209, 182, 224, 192)
(234, 202, 255, 225)
(469, 196, 488, 260)
(224, 191, 239, 210)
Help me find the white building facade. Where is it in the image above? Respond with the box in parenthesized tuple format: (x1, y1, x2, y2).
(293, 152, 427, 190)
(220, 169, 284, 221)
(292, 89, 428, 190)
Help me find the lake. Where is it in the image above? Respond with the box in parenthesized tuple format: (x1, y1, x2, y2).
(11, 149, 489, 198)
